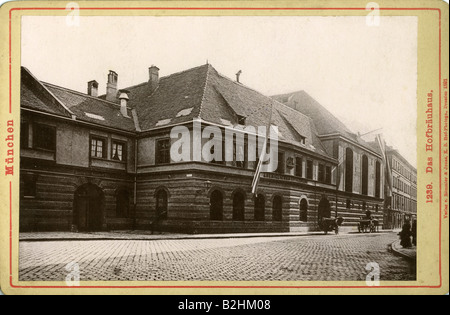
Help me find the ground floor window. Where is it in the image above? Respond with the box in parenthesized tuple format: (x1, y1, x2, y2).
(272, 195, 282, 221)
(300, 198, 308, 222)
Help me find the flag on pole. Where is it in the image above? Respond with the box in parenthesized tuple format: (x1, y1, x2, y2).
(376, 133, 392, 197)
(251, 102, 274, 195)
(251, 138, 267, 195)
(331, 154, 345, 190)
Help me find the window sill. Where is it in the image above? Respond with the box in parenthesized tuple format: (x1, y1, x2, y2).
(90, 157, 127, 164)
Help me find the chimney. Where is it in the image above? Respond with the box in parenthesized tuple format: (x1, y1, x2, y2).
(118, 90, 130, 118)
(87, 80, 98, 97)
(106, 70, 118, 102)
(236, 70, 242, 83)
(148, 65, 160, 92)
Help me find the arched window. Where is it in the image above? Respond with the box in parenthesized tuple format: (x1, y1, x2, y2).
(254, 195, 265, 221)
(362, 155, 369, 195)
(272, 195, 282, 221)
(233, 191, 245, 221)
(375, 160, 381, 198)
(155, 189, 168, 219)
(300, 199, 308, 222)
(210, 190, 223, 221)
(345, 148, 354, 193)
(116, 189, 129, 218)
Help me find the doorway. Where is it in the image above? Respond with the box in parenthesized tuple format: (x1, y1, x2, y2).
(73, 184, 104, 231)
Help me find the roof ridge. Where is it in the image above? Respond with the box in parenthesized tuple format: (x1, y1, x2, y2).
(42, 81, 123, 108)
(210, 68, 317, 122)
(22, 68, 75, 117)
(197, 63, 211, 118)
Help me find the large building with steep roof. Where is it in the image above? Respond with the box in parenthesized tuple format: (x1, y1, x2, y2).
(20, 64, 385, 233)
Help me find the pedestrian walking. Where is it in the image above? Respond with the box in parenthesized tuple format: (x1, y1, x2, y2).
(399, 219, 412, 248)
(411, 219, 417, 246)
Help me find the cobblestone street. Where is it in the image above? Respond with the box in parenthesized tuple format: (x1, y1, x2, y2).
(19, 232, 416, 282)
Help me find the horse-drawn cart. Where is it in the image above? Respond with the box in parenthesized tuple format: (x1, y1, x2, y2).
(320, 217, 344, 235)
(357, 218, 379, 233)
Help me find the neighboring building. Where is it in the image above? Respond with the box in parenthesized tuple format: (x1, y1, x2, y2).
(384, 147, 417, 229)
(272, 91, 385, 228)
(20, 64, 384, 233)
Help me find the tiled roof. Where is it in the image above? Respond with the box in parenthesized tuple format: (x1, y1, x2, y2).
(272, 91, 380, 154)
(126, 65, 208, 130)
(43, 83, 136, 132)
(21, 67, 72, 117)
(122, 64, 332, 158)
(21, 64, 337, 159)
(201, 67, 331, 157)
(21, 67, 136, 132)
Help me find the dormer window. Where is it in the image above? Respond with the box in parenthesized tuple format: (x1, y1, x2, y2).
(237, 115, 246, 125)
(299, 136, 306, 145)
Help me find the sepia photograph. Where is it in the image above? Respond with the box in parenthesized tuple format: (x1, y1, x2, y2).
(17, 13, 418, 283)
(0, 0, 447, 296)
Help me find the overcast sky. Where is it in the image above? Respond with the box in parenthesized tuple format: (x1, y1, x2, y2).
(21, 16, 418, 166)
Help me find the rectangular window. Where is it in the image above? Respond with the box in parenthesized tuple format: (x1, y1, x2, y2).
(34, 124, 56, 151)
(112, 141, 126, 162)
(234, 140, 247, 168)
(156, 139, 171, 165)
(21, 120, 29, 149)
(325, 166, 332, 184)
(318, 164, 325, 182)
(23, 174, 37, 198)
(211, 140, 226, 165)
(295, 157, 303, 177)
(276, 152, 285, 174)
(91, 137, 106, 159)
(306, 160, 313, 180)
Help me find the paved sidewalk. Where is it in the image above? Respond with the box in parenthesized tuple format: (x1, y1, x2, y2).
(19, 229, 395, 242)
(391, 240, 417, 261)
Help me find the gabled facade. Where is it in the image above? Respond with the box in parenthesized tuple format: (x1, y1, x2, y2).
(20, 64, 384, 233)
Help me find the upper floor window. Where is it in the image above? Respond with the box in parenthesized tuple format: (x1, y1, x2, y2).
(112, 141, 126, 162)
(325, 166, 332, 184)
(21, 120, 29, 149)
(34, 124, 56, 151)
(318, 164, 325, 182)
(275, 152, 285, 174)
(295, 157, 303, 177)
(306, 160, 313, 180)
(156, 139, 171, 165)
(91, 137, 106, 159)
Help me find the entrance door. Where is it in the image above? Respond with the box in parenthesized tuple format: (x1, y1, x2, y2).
(318, 197, 331, 224)
(74, 184, 103, 231)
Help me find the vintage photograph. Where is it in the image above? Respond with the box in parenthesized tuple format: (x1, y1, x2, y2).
(17, 14, 419, 283)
